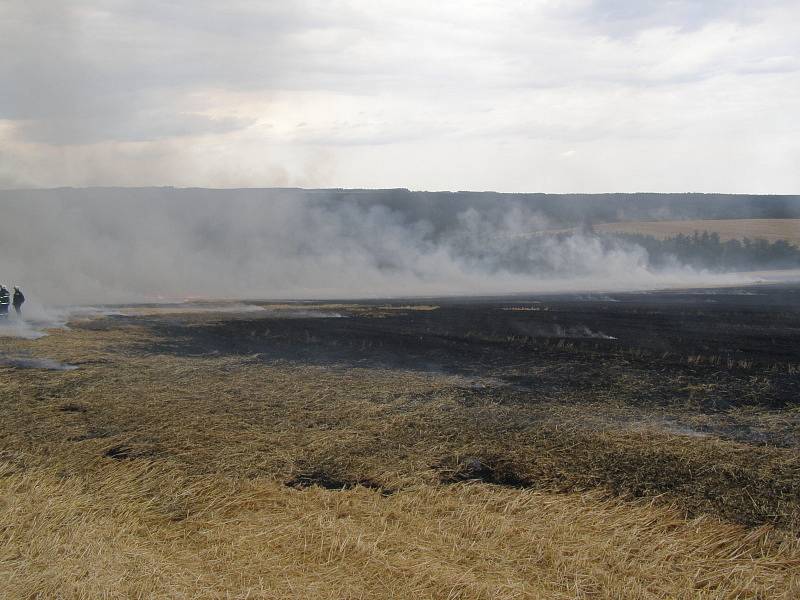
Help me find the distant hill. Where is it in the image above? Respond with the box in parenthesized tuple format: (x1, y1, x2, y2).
(3, 188, 800, 232)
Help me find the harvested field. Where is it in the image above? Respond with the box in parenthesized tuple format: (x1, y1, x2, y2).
(2, 284, 800, 598)
(594, 218, 800, 244)
(3, 459, 799, 599)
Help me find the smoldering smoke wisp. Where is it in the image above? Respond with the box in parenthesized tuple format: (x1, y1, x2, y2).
(0, 352, 78, 371)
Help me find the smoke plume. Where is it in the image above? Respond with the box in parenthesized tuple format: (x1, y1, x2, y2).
(0, 188, 782, 305)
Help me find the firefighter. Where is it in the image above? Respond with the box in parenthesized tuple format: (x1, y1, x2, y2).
(0, 285, 9, 318)
(12, 286, 24, 317)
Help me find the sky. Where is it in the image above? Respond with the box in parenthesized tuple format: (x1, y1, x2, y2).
(1, 0, 799, 193)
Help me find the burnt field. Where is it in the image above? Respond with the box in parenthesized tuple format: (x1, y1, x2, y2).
(3, 285, 800, 597)
(153, 285, 800, 366)
(145, 285, 800, 411)
(44, 283, 798, 529)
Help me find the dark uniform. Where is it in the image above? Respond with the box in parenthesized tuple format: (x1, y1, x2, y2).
(12, 287, 24, 316)
(0, 286, 9, 318)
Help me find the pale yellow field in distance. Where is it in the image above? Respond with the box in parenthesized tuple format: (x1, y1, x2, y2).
(594, 219, 800, 244)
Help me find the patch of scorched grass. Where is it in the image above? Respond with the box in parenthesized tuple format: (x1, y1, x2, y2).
(1, 308, 800, 598)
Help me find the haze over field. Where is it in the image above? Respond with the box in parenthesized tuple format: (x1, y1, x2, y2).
(2, 2, 799, 304)
(2, 188, 799, 304)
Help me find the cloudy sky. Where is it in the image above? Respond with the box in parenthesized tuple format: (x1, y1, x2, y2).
(1, 0, 798, 192)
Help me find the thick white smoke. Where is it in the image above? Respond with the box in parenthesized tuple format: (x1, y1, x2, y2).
(0, 188, 749, 305)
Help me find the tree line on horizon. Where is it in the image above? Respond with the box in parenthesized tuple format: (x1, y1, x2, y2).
(611, 231, 800, 272)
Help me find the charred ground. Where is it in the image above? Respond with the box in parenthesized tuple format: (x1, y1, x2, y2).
(3, 284, 800, 597)
(28, 284, 793, 531)
(143, 286, 800, 408)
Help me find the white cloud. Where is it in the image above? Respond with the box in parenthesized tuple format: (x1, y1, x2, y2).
(1, 0, 798, 191)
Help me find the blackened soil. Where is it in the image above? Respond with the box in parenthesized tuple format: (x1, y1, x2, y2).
(286, 471, 393, 494)
(136, 284, 800, 409)
(54, 284, 800, 530)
